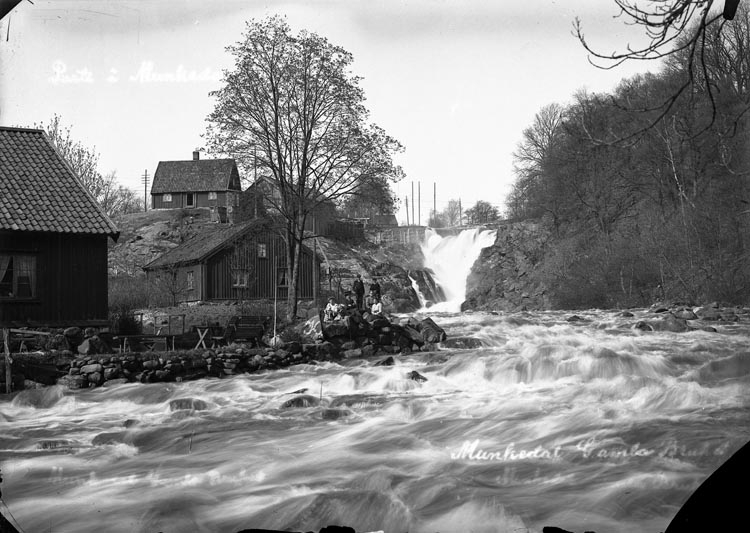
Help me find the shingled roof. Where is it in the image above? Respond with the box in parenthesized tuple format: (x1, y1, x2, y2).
(151, 157, 241, 194)
(144, 218, 317, 271)
(0, 127, 119, 238)
(144, 220, 259, 270)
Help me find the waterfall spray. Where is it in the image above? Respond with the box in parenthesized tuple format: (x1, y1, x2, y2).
(420, 227, 497, 312)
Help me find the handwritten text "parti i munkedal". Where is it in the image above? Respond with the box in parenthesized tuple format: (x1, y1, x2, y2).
(47, 60, 222, 84)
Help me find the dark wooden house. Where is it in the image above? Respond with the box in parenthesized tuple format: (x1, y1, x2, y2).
(0, 127, 120, 327)
(143, 220, 319, 303)
(151, 151, 242, 212)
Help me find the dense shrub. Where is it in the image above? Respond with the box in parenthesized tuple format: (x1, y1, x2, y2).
(108, 274, 150, 334)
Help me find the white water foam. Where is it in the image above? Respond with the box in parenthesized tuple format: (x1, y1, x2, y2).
(420, 227, 497, 312)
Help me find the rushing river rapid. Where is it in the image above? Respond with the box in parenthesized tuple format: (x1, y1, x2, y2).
(1, 310, 749, 532)
(2, 226, 750, 532)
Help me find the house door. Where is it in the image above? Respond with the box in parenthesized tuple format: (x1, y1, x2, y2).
(186, 192, 195, 208)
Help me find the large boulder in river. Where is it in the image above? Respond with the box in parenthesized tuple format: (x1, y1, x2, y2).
(441, 336, 485, 349)
(281, 394, 320, 408)
(696, 305, 722, 321)
(418, 317, 447, 343)
(401, 325, 425, 346)
(169, 398, 210, 411)
(323, 319, 353, 339)
(654, 316, 689, 332)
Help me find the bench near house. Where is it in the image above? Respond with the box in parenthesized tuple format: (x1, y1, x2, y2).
(150, 151, 241, 215)
(0, 126, 119, 327)
(143, 219, 320, 304)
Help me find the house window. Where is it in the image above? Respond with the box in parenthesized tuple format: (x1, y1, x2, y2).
(208, 191, 217, 200)
(186, 192, 195, 207)
(163, 193, 172, 202)
(257, 243, 267, 259)
(186, 271, 194, 290)
(277, 267, 288, 288)
(232, 269, 249, 288)
(0, 254, 36, 299)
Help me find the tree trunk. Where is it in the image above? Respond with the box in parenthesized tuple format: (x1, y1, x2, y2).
(284, 216, 305, 323)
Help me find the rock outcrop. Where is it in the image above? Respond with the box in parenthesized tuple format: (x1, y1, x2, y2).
(463, 221, 550, 312)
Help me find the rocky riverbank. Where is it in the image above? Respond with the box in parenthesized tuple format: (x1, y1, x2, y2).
(3, 315, 448, 392)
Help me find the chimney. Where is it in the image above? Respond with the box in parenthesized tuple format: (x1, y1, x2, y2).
(193, 150, 200, 161)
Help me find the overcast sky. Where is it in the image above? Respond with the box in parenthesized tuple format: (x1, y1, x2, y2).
(0, 0, 659, 224)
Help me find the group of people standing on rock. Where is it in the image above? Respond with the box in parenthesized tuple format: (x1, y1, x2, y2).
(323, 273, 385, 324)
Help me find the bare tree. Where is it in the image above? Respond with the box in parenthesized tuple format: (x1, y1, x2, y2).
(206, 16, 404, 321)
(228, 236, 256, 302)
(428, 209, 446, 228)
(575, 1, 747, 137)
(442, 199, 462, 227)
(37, 115, 143, 217)
(150, 265, 189, 307)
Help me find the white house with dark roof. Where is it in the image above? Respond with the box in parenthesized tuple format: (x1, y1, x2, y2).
(150, 151, 242, 212)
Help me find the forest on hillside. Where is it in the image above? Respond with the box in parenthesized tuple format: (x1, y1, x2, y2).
(505, 7, 750, 309)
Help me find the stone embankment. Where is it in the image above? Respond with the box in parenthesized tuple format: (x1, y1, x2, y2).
(6, 315, 448, 391)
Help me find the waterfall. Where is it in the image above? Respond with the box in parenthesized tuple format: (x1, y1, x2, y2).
(419, 227, 497, 312)
(409, 269, 445, 309)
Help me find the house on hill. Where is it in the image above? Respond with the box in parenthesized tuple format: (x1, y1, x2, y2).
(242, 176, 363, 240)
(369, 213, 399, 227)
(150, 151, 242, 215)
(143, 220, 320, 304)
(0, 126, 120, 327)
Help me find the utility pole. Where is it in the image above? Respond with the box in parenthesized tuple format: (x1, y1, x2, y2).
(418, 181, 421, 226)
(3, 328, 11, 394)
(411, 182, 415, 227)
(312, 214, 319, 307)
(142, 169, 150, 212)
(405, 196, 410, 226)
(433, 182, 436, 223)
(411, 181, 417, 224)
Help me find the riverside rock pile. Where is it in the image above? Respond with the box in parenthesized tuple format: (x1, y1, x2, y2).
(630, 301, 750, 332)
(39, 315, 447, 389)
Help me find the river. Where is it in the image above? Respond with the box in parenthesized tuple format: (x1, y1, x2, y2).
(1, 309, 749, 532)
(2, 227, 749, 532)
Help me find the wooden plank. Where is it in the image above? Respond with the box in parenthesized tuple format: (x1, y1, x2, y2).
(9, 329, 51, 336)
(3, 328, 11, 394)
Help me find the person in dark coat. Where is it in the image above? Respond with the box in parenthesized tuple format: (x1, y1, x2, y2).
(369, 278, 381, 299)
(352, 274, 365, 311)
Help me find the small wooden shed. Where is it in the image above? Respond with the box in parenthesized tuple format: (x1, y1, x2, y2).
(0, 127, 120, 327)
(143, 220, 320, 303)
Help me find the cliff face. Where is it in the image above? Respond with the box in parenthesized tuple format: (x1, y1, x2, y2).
(463, 221, 551, 312)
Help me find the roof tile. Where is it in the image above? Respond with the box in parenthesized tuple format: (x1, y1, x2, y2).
(0, 127, 119, 237)
(150, 158, 241, 194)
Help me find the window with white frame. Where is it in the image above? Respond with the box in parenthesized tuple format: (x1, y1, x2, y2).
(257, 243, 267, 259)
(0, 254, 37, 299)
(232, 269, 249, 288)
(208, 191, 217, 200)
(163, 193, 172, 202)
(186, 271, 194, 290)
